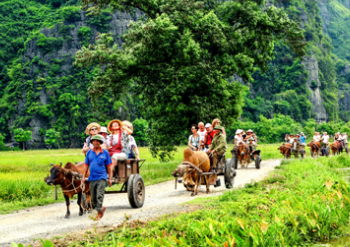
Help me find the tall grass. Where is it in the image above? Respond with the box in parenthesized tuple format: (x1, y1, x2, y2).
(69, 154, 350, 246)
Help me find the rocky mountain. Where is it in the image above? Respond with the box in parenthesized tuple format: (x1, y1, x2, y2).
(1, 0, 350, 148)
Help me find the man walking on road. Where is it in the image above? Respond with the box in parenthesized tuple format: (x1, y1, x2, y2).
(82, 135, 113, 221)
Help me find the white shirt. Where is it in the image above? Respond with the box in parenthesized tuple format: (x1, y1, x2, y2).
(322, 135, 329, 143)
(198, 129, 207, 141)
(341, 135, 348, 143)
(235, 135, 243, 145)
(289, 138, 294, 144)
(313, 135, 321, 142)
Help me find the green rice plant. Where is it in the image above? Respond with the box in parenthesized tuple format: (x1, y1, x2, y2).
(0, 172, 50, 201)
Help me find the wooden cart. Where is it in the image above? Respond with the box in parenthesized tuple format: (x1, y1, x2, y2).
(106, 159, 146, 208)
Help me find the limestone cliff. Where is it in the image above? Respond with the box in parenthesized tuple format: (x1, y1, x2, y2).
(301, 55, 328, 123)
(16, 10, 142, 148)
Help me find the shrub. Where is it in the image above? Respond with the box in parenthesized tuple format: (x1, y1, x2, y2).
(36, 34, 63, 54)
(58, 6, 81, 21)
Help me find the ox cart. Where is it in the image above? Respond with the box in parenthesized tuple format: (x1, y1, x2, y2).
(231, 148, 261, 169)
(175, 153, 236, 190)
(105, 159, 146, 208)
(46, 159, 146, 210)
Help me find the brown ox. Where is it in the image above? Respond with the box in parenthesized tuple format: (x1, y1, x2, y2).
(171, 148, 210, 196)
(309, 141, 321, 158)
(236, 143, 250, 168)
(330, 142, 340, 156)
(278, 143, 292, 159)
(46, 162, 92, 218)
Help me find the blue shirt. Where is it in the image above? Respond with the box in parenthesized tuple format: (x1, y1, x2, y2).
(85, 148, 112, 181)
(300, 136, 306, 144)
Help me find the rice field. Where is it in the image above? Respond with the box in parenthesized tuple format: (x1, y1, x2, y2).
(0, 144, 282, 214)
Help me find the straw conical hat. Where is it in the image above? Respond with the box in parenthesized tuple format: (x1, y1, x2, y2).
(107, 119, 124, 133)
(85, 122, 101, 135)
(122, 120, 133, 127)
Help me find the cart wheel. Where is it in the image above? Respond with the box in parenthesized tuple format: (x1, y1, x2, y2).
(231, 150, 238, 169)
(127, 174, 145, 208)
(255, 155, 260, 169)
(224, 158, 236, 189)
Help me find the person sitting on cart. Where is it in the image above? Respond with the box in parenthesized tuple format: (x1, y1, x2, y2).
(212, 118, 226, 136)
(300, 132, 306, 145)
(188, 124, 200, 151)
(321, 132, 329, 155)
(98, 126, 109, 139)
(206, 125, 227, 173)
(288, 134, 295, 144)
(82, 122, 107, 155)
(234, 129, 244, 147)
(245, 129, 257, 144)
(203, 123, 214, 152)
(295, 134, 302, 145)
(107, 119, 132, 175)
(342, 133, 348, 150)
(248, 137, 261, 162)
(292, 137, 300, 157)
(122, 120, 140, 160)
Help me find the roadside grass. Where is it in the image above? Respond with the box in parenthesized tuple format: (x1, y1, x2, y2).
(0, 144, 280, 214)
(65, 154, 350, 247)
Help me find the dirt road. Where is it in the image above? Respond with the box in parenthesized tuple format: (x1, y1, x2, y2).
(0, 159, 281, 246)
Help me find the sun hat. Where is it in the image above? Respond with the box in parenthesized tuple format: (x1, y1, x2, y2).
(235, 129, 243, 135)
(205, 123, 212, 128)
(247, 129, 254, 133)
(107, 119, 124, 133)
(90, 135, 103, 144)
(248, 137, 254, 141)
(290, 134, 294, 136)
(214, 125, 223, 131)
(300, 132, 304, 135)
(122, 120, 133, 128)
(85, 122, 101, 135)
(294, 137, 298, 140)
(99, 127, 108, 134)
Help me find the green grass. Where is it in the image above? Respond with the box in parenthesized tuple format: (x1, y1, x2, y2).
(64, 154, 350, 247)
(0, 144, 281, 214)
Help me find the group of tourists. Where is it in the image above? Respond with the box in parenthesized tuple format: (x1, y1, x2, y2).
(284, 133, 307, 157)
(312, 131, 348, 154)
(284, 131, 349, 156)
(81, 119, 140, 220)
(188, 119, 260, 171)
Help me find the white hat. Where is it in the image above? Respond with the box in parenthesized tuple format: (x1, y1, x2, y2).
(205, 123, 212, 128)
(100, 126, 108, 133)
(247, 129, 254, 133)
(338, 132, 340, 134)
(235, 129, 243, 135)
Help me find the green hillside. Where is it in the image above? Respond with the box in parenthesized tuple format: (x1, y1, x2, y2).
(0, 0, 350, 149)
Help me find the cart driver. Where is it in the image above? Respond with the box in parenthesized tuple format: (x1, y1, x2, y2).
(292, 137, 300, 158)
(206, 125, 227, 173)
(248, 137, 260, 159)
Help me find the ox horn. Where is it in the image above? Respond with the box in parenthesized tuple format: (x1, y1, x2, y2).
(50, 163, 55, 166)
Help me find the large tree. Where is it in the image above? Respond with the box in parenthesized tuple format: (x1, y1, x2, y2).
(76, 0, 306, 160)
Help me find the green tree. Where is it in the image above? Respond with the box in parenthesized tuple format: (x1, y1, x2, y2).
(13, 128, 32, 151)
(132, 118, 149, 146)
(45, 128, 61, 149)
(76, 0, 306, 160)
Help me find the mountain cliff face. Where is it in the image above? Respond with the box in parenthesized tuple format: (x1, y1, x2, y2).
(1, 0, 350, 148)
